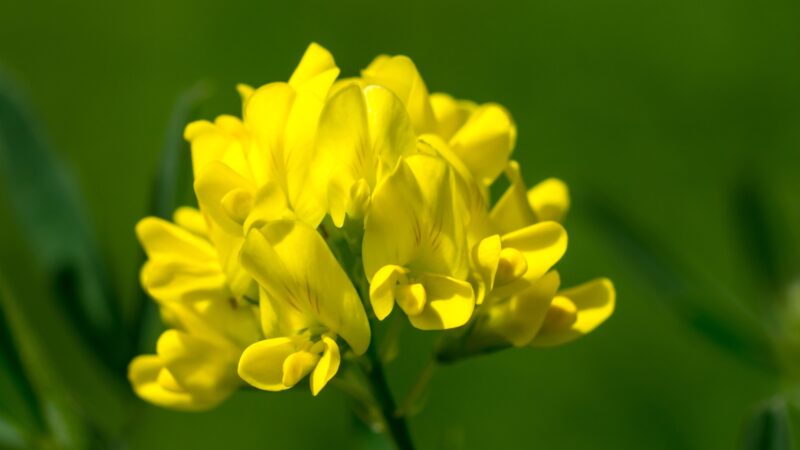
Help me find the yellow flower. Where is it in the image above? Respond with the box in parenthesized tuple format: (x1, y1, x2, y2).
(314, 82, 416, 226)
(130, 43, 616, 415)
(362, 54, 517, 187)
(363, 154, 475, 330)
(129, 207, 261, 410)
(458, 164, 614, 350)
(186, 43, 340, 299)
(237, 220, 370, 395)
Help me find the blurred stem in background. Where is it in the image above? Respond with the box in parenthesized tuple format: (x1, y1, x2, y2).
(583, 181, 799, 450)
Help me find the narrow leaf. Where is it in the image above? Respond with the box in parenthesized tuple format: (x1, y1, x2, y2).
(742, 397, 792, 450)
(584, 194, 778, 373)
(0, 71, 123, 371)
(732, 175, 796, 295)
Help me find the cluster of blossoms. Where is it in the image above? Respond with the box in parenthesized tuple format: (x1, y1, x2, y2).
(129, 43, 615, 411)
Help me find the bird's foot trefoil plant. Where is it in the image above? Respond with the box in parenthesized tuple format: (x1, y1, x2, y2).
(129, 43, 616, 449)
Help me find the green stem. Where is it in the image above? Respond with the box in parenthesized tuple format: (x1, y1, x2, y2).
(397, 358, 437, 417)
(362, 337, 415, 450)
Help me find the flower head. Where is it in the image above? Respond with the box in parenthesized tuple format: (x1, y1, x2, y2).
(130, 43, 615, 412)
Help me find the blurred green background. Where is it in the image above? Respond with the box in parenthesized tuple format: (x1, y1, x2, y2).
(1, 0, 799, 449)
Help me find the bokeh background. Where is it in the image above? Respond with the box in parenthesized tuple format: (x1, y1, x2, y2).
(1, 0, 799, 449)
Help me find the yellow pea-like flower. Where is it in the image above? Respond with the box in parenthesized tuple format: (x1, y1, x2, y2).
(189, 42, 340, 235)
(314, 82, 416, 226)
(129, 43, 616, 422)
(363, 153, 475, 330)
(130, 207, 261, 410)
(362, 54, 517, 187)
(237, 220, 370, 395)
(455, 159, 614, 350)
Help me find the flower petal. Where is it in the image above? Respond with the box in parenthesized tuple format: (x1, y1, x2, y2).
(238, 337, 300, 391)
(288, 43, 339, 99)
(184, 115, 251, 179)
(129, 355, 232, 411)
(156, 330, 239, 393)
(484, 271, 561, 347)
(362, 55, 436, 133)
(310, 336, 341, 396)
(281, 350, 320, 388)
(240, 220, 371, 354)
(368, 265, 408, 320)
(527, 178, 570, 223)
(136, 216, 217, 262)
(448, 104, 516, 186)
(531, 278, 615, 347)
(499, 221, 567, 288)
(363, 85, 417, 180)
(363, 158, 427, 278)
(314, 83, 371, 226)
(489, 161, 537, 235)
(407, 273, 475, 330)
(194, 161, 256, 235)
(430, 93, 476, 141)
(470, 234, 502, 304)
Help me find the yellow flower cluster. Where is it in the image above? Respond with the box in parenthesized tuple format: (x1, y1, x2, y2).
(129, 43, 615, 411)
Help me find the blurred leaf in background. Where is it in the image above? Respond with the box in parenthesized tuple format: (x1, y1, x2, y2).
(0, 72, 123, 371)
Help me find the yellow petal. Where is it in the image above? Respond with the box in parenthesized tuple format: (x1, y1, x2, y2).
(368, 265, 408, 320)
(364, 155, 471, 299)
(448, 104, 516, 186)
(140, 259, 227, 304)
(363, 85, 416, 180)
(129, 355, 232, 411)
(531, 278, 615, 347)
(156, 330, 239, 393)
(194, 161, 256, 235)
(184, 116, 252, 180)
(243, 181, 296, 232)
(310, 336, 341, 396)
(470, 234, 502, 304)
(527, 178, 570, 223)
(314, 83, 371, 226)
(492, 221, 567, 299)
(396, 282, 427, 316)
(236, 83, 254, 111)
(240, 221, 371, 354)
(489, 161, 537, 235)
(362, 55, 436, 134)
(238, 337, 300, 391)
(417, 135, 489, 243)
(483, 271, 561, 347)
(162, 297, 261, 349)
(282, 88, 328, 227)
(136, 216, 216, 262)
(429, 93, 476, 141)
(288, 43, 340, 99)
(172, 207, 208, 238)
(406, 273, 475, 330)
(363, 159, 427, 278)
(281, 350, 320, 388)
(244, 82, 295, 167)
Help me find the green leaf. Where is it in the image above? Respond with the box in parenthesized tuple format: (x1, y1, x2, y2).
(0, 295, 45, 437)
(742, 397, 792, 450)
(0, 71, 124, 371)
(584, 194, 778, 373)
(128, 82, 212, 356)
(732, 176, 796, 295)
(150, 81, 212, 218)
(0, 277, 93, 450)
